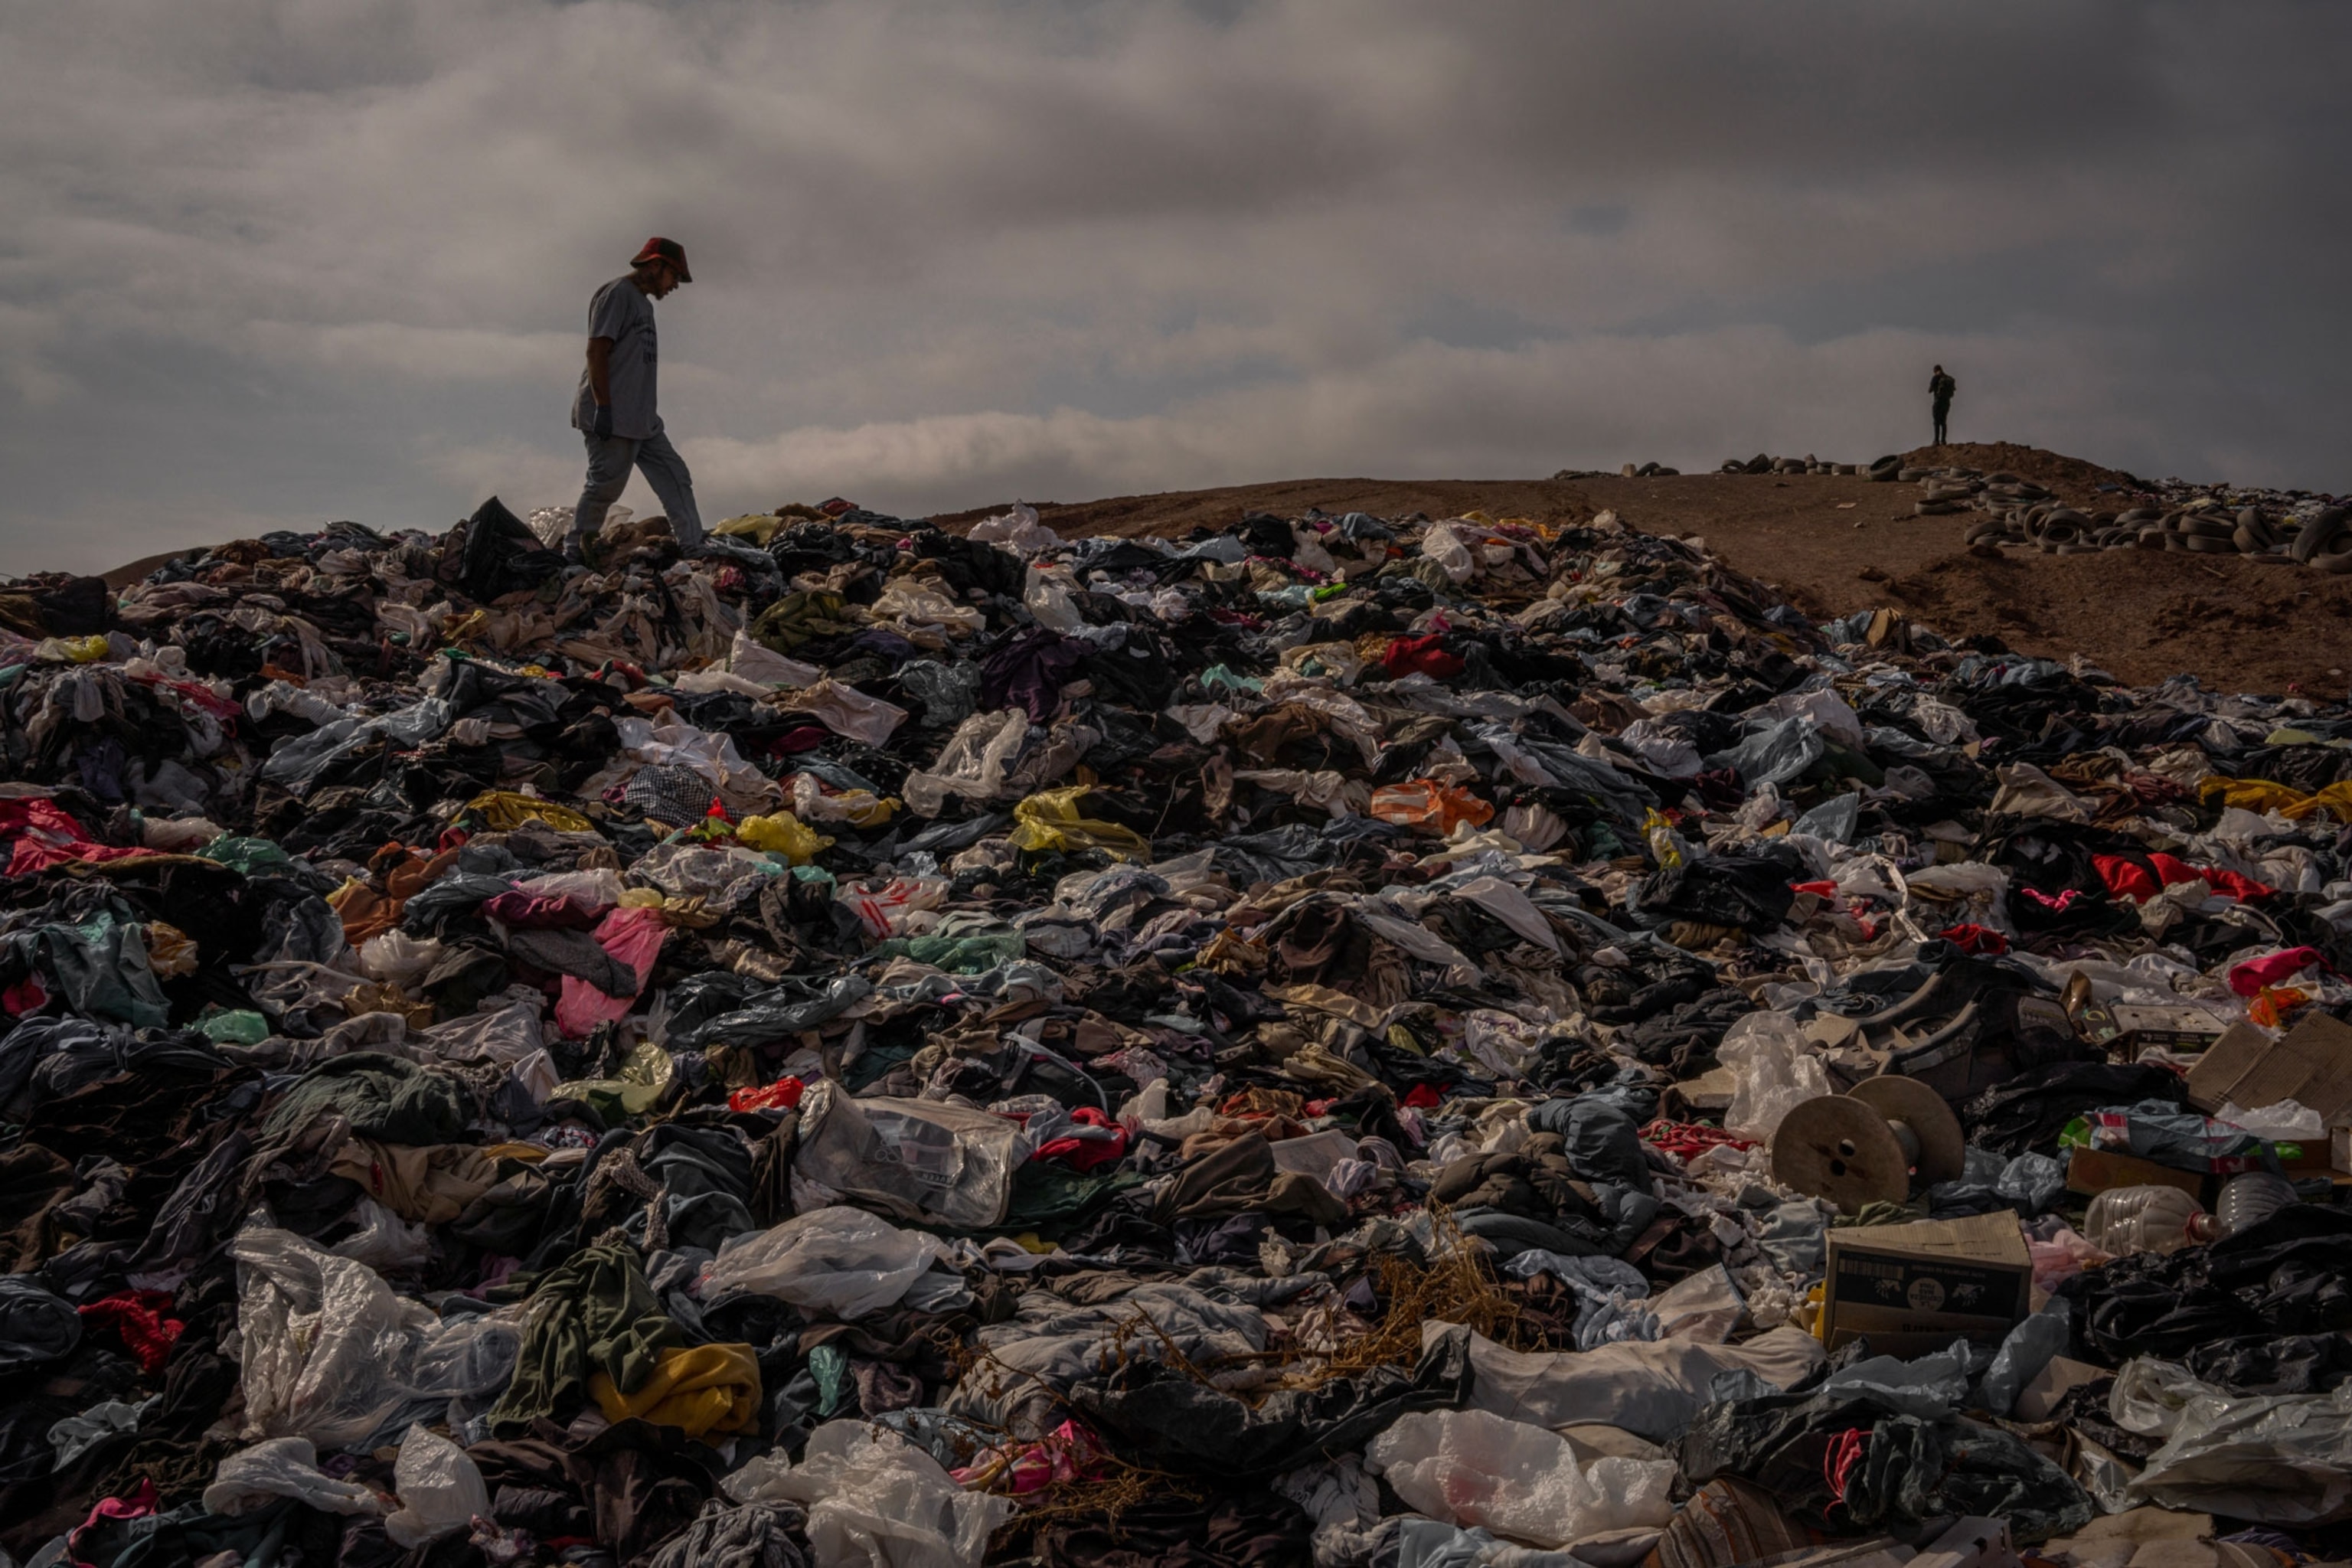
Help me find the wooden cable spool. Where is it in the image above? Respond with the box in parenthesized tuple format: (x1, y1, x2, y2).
(1767, 1075, 1965, 1216)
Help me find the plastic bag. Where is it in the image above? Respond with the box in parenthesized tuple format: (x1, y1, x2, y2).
(1007, 787, 1153, 861)
(701, 1205, 946, 1320)
(204, 1437, 387, 1517)
(902, 710, 1029, 816)
(1978, 1303, 2070, 1417)
(790, 1083, 1021, 1229)
(1364, 1407, 1675, 1550)
(1419, 524, 1476, 583)
(328, 1198, 435, 1276)
(359, 931, 445, 991)
(1368, 779, 1496, 835)
(1717, 1011, 1830, 1141)
(1024, 567, 1084, 634)
(737, 811, 833, 865)
(229, 1225, 446, 1449)
(723, 1419, 1015, 1568)
(2114, 1360, 2352, 1523)
(384, 1422, 491, 1547)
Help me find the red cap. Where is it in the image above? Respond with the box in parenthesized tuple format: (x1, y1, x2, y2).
(630, 237, 692, 283)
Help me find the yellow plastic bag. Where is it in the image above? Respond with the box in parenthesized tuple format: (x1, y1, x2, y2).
(714, 513, 785, 545)
(36, 635, 112, 664)
(465, 790, 593, 833)
(737, 812, 834, 865)
(1008, 787, 1153, 861)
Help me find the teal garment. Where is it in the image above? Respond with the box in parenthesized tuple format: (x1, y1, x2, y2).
(260, 1051, 470, 1145)
(194, 1008, 270, 1045)
(869, 929, 1024, 974)
(808, 1342, 854, 1419)
(194, 836, 296, 877)
(32, 909, 169, 1030)
(488, 1242, 684, 1436)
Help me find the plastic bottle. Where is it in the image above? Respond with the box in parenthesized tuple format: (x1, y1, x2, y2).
(2213, 1171, 2298, 1236)
(2083, 1185, 2209, 1256)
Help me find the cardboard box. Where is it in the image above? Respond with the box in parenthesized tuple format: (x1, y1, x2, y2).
(2014, 1354, 2105, 1422)
(1821, 1211, 2032, 1357)
(2065, 1146, 2208, 1202)
(2107, 1003, 2233, 1054)
(2186, 1013, 2352, 1120)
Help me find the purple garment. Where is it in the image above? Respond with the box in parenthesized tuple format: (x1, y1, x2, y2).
(483, 890, 603, 929)
(981, 627, 1085, 722)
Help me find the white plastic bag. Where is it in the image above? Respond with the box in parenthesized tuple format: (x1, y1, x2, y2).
(1419, 524, 1476, 583)
(204, 1437, 387, 1517)
(701, 1205, 945, 1319)
(2115, 1361, 2352, 1524)
(903, 710, 1030, 816)
(724, 1420, 1015, 1568)
(1023, 567, 1084, 633)
(328, 1198, 435, 1276)
(1364, 1408, 1675, 1549)
(230, 1225, 508, 1449)
(968, 501, 1060, 555)
(384, 1423, 491, 1547)
(1717, 1011, 1831, 1141)
(359, 930, 444, 990)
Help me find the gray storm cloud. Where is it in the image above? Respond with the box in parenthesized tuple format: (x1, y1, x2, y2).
(1, 0, 2345, 571)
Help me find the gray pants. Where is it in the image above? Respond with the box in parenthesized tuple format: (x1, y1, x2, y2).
(573, 428, 704, 553)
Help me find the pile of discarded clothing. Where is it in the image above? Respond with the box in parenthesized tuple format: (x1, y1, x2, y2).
(1921, 466, 2350, 567)
(1, 488, 2350, 1568)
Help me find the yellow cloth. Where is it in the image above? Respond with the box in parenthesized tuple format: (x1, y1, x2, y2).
(465, 790, 593, 833)
(590, 1342, 762, 1436)
(1007, 786, 1152, 861)
(2200, 776, 2352, 822)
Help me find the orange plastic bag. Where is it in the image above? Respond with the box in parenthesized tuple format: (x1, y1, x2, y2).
(1367, 780, 1494, 835)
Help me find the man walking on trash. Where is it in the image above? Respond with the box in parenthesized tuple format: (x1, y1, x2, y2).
(568, 237, 706, 565)
(1929, 364, 1956, 446)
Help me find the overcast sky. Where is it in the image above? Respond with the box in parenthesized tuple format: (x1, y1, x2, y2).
(2, 2, 2346, 573)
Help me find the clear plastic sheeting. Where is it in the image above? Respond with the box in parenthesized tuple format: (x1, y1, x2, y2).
(2111, 1360, 2352, 1524)
(700, 1205, 946, 1321)
(383, 1423, 492, 1548)
(723, 1419, 1015, 1568)
(1365, 1407, 1677, 1550)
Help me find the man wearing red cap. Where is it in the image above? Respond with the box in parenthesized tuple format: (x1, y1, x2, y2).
(567, 237, 705, 563)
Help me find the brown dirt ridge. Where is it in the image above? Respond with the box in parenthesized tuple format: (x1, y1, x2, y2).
(934, 443, 2352, 694)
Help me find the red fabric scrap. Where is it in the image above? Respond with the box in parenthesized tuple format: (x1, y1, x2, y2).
(1642, 1119, 1755, 1163)
(1381, 634, 1465, 681)
(2230, 946, 2333, 998)
(1823, 1428, 1868, 1504)
(77, 1292, 183, 1376)
(0, 799, 154, 878)
(728, 1076, 806, 1113)
(1939, 923, 2009, 956)
(2094, 853, 2271, 906)
(1401, 1083, 1443, 1109)
(1034, 1106, 1130, 1173)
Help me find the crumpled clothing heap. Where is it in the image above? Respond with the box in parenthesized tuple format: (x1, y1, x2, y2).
(0, 493, 2349, 1566)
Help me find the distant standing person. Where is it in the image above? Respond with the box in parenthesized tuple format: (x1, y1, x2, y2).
(1929, 364, 1956, 446)
(568, 237, 705, 564)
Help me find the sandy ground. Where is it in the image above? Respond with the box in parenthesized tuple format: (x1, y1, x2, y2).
(936, 443, 2352, 694)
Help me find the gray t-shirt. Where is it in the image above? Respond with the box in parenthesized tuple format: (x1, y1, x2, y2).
(571, 276, 659, 439)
